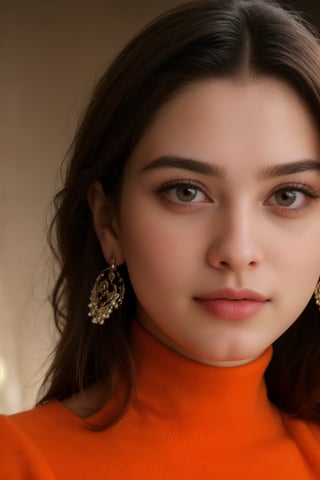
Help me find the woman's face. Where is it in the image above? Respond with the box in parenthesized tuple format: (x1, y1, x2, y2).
(104, 77, 320, 365)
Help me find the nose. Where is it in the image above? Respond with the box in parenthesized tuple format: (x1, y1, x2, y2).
(207, 206, 263, 274)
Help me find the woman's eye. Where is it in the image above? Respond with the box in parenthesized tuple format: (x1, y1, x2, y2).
(173, 185, 206, 203)
(156, 182, 209, 205)
(266, 186, 317, 210)
(271, 190, 302, 207)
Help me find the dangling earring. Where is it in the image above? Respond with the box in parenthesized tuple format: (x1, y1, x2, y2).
(88, 258, 125, 325)
(314, 281, 320, 310)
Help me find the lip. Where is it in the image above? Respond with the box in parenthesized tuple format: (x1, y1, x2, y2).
(194, 288, 269, 321)
(196, 288, 268, 302)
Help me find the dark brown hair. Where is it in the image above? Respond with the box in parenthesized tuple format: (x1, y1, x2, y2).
(39, 0, 320, 424)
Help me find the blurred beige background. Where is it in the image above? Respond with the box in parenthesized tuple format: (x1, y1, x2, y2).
(1, 0, 319, 415)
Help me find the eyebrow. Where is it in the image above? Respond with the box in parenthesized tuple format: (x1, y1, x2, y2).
(140, 156, 224, 177)
(139, 155, 320, 178)
(260, 159, 320, 178)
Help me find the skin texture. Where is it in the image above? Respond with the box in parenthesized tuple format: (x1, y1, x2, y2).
(89, 77, 320, 367)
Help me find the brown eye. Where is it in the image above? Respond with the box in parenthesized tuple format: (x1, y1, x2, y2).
(265, 185, 315, 212)
(156, 181, 210, 207)
(274, 190, 297, 207)
(175, 186, 198, 202)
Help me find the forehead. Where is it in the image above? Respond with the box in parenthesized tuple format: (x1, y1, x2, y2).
(127, 77, 319, 173)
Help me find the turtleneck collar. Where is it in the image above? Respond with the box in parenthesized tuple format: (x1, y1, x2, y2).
(129, 320, 280, 440)
(10, 321, 319, 479)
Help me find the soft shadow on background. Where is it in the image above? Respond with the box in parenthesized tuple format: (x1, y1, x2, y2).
(1, 0, 319, 414)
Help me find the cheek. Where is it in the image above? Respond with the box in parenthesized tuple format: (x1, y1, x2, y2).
(118, 199, 200, 292)
(121, 216, 186, 279)
(286, 232, 320, 276)
(266, 217, 320, 273)
(275, 232, 320, 317)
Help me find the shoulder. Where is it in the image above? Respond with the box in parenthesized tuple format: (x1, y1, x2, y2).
(283, 414, 320, 442)
(11, 401, 68, 432)
(5, 382, 113, 441)
(2, 402, 79, 459)
(283, 415, 320, 472)
(0, 413, 55, 479)
(10, 380, 108, 428)
(0, 401, 88, 478)
(9, 400, 88, 440)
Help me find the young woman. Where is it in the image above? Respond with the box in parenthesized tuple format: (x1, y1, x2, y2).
(1, 0, 320, 478)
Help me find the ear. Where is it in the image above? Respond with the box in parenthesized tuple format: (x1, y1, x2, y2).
(87, 181, 125, 265)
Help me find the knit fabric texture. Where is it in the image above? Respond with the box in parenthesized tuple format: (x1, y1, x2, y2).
(1, 322, 320, 479)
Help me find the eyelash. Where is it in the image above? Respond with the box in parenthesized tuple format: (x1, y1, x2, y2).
(267, 183, 320, 215)
(155, 180, 209, 209)
(154, 180, 320, 214)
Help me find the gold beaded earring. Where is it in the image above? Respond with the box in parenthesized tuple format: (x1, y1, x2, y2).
(88, 258, 125, 325)
(314, 281, 320, 310)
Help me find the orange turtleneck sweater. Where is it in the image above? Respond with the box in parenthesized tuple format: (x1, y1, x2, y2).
(1, 322, 320, 479)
